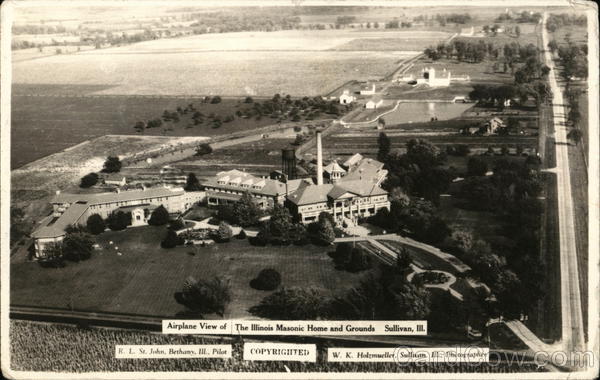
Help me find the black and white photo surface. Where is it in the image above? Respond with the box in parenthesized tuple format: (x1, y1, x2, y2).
(1, 0, 598, 378)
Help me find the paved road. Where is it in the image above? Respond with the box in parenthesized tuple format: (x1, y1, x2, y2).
(541, 12, 585, 352)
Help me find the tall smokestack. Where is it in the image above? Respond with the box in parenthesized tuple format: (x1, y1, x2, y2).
(316, 131, 323, 186)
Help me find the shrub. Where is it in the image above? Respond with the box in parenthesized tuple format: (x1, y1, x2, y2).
(210, 96, 222, 104)
(86, 214, 105, 235)
(236, 230, 247, 239)
(195, 143, 213, 156)
(250, 268, 282, 291)
(333, 242, 352, 267)
(79, 173, 99, 188)
(102, 156, 121, 173)
(215, 222, 233, 243)
(161, 229, 184, 249)
(249, 287, 325, 319)
(148, 205, 169, 226)
(174, 276, 231, 316)
(346, 247, 372, 273)
(169, 218, 185, 231)
(106, 211, 130, 231)
(62, 232, 94, 262)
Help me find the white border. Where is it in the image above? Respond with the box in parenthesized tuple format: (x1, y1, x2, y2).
(1, 0, 598, 379)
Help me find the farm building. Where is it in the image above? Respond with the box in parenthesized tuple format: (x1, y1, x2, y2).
(484, 117, 506, 134)
(339, 90, 356, 105)
(103, 174, 127, 187)
(31, 187, 205, 257)
(360, 83, 376, 95)
(365, 97, 384, 109)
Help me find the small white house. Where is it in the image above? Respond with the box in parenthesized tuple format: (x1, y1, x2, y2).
(104, 174, 126, 187)
(360, 84, 376, 95)
(365, 98, 384, 109)
(339, 90, 356, 105)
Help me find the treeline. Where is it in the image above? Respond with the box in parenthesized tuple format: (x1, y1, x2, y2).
(435, 13, 472, 26)
(451, 158, 544, 316)
(469, 81, 551, 109)
(549, 40, 588, 81)
(546, 13, 586, 32)
(370, 136, 544, 318)
(12, 24, 67, 34)
(495, 11, 542, 24)
(216, 196, 336, 247)
(425, 39, 539, 65)
(188, 11, 302, 34)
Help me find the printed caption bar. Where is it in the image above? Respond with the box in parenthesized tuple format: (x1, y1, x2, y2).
(328, 347, 490, 363)
(115, 345, 232, 359)
(163, 320, 427, 335)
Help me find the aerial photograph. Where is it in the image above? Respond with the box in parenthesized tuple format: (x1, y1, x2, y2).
(3, 0, 597, 377)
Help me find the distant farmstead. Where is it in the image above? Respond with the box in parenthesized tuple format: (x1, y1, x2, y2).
(339, 90, 356, 105)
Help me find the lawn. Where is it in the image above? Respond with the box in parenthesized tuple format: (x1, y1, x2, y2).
(10, 226, 363, 319)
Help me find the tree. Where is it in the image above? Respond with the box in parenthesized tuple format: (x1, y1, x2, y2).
(148, 205, 170, 226)
(396, 247, 412, 275)
(184, 173, 202, 191)
(377, 132, 391, 162)
(216, 222, 233, 242)
(232, 192, 262, 227)
(102, 156, 122, 173)
(250, 268, 282, 291)
(80, 172, 99, 188)
(389, 188, 410, 207)
(312, 216, 335, 245)
(106, 211, 130, 231)
(175, 276, 231, 316)
(195, 143, 213, 156)
(334, 242, 353, 267)
(250, 287, 325, 319)
(86, 214, 105, 235)
(10, 207, 31, 247)
(210, 96, 222, 104)
(467, 156, 488, 176)
(62, 232, 94, 262)
(161, 229, 184, 248)
(346, 247, 372, 272)
(547, 40, 558, 54)
(514, 25, 520, 37)
(244, 96, 253, 103)
(567, 129, 583, 145)
(38, 242, 65, 267)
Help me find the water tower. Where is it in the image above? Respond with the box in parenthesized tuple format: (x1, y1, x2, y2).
(281, 148, 297, 180)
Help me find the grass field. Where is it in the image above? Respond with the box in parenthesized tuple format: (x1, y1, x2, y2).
(12, 29, 439, 97)
(11, 90, 287, 169)
(11, 226, 363, 319)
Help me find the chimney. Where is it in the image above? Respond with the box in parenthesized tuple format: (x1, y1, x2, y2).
(316, 131, 323, 186)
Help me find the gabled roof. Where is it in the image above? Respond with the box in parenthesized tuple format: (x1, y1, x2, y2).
(340, 157, 386, 183)
(31, 203, 89, 239)
(50, 187, 185, 206)
(343, 153, 364, 168)
(286, 183, 334, 206)
(204, 170, 307, 197)
(329, 180, 388, 199)
(323, 160, 346, 174)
